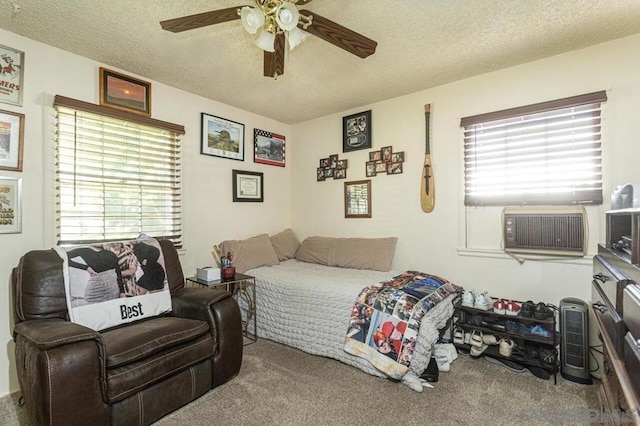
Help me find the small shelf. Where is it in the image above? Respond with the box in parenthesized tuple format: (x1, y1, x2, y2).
(454, 322, 556, 345)
(454, 299, 555, 326)
(455, 342, 558, 372)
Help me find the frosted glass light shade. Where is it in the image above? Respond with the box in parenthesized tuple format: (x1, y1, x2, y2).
(255, 29, 276, 52)
(275, 3, 299, 31)
(241, 6, 265, 34)
(287, 27, 308, 50)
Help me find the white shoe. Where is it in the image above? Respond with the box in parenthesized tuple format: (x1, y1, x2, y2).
(435, 343, 459, 362)
(470, 342, 488, 357)
(470, 330, 484, 348)
(434, 353, 451, 372)
(453, 327, 464, 345)
(474, 291, 492, 310)
(482, 334, 499, 345)
(463, 330, 471, 345)
(499, 338, 515, 357)
(461, 290, 475, 308)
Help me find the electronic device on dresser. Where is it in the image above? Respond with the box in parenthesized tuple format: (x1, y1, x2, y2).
(592, 208, 640, 425)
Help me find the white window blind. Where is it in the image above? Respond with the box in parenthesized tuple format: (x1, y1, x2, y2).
(53, 95, 184, 246)
(461, 91, 607, 206)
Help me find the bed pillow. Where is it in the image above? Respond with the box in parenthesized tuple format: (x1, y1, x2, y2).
(328, 237, 397, 272)
(270, 228, 300, 261)
(218, 233, 280, 273)
(294, 236, 334, 265)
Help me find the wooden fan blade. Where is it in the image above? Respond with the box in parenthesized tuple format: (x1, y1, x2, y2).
(298, 10, 377, 58)
(264, 33, 286, 78)
(160, 6, 242, 33)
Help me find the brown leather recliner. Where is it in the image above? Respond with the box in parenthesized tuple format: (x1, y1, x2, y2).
(11, 239, 243, 426)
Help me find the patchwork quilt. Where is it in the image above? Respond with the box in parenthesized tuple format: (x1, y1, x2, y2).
(55, 236, 172, 331)
(344, 271, 461, 379)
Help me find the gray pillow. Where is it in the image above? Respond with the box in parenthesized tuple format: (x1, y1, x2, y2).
(218, 234, 280, 273)
(270, 229, 300, 261)
(295, 236, 397, 271)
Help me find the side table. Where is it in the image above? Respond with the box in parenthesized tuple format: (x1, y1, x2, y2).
(186, 273, 257, 345)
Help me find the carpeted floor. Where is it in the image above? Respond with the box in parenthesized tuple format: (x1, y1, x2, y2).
(1, 339, 600, 425)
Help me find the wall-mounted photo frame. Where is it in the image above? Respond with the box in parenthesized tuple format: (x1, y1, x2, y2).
(369, 150, 381, 162)
(381, 146, 393, 162)
(0, 109, 25, 171)
(201, 113, 245, 161)
(334, 169, 347, 179)
(99, 67, 151, 116)
(0, 44, 24, 106)
(343, 110, 372, 153)
(319, 158, 329, 168)
(0, 176, 22, 234)
(365, 161, 377, 177)
(254, 128, 285, 167)
(344, 179, 371, 218)
(232, 169, 263, 202)
(317, 168, 326, 181)
(387, 161, 403, 175)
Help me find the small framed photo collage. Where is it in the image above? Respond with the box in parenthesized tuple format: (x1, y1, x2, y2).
(365, 146, 405, 177)
(317, 154, 348, 181)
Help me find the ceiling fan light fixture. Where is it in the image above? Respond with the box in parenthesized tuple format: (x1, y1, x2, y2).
(287, 26, 307, 50)
(275, 2, 299, 31)
(240, 6, 265, 34)
(255, 29, 276, 52)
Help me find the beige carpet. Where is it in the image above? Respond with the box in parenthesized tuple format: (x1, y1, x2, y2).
(1, 339, 599, 426)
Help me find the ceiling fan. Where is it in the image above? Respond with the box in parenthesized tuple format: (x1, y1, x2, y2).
(160, 0, 377, 78)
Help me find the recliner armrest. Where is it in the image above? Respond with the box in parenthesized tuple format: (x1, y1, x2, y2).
(14, 319, 101, 350)
(170, 287, 232, 322)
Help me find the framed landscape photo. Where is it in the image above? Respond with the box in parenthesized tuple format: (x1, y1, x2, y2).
(201, 113, 245, 161)
(232, 169, 263, 202)
(254, 128, 285, 167)
(0, 177, 22, 234)
(0, 109, 24, 171)
(99, 67, 151, 116)
(343, 110, 372, 153)
(0, 44, 24, 106)
(344, 179, 371, 218)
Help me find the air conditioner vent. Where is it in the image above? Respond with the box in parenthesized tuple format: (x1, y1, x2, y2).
(503, 206, 587, 256)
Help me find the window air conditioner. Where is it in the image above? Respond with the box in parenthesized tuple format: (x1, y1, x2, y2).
(502, 206, 587, 256)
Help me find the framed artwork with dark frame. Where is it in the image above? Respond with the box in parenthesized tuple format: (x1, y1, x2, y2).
(365, 161, 377, 177)
(201, 113, 245, 161)
(344, 179, 371, 218)
(343, 110, 372, 152)
(0, 176, 22, 234)
(99, 67, 151, 116)
(0, 109, 25, 171)
(0, 44, 24, 106)
(254, 128, 285, 167)
(232, 169, 263, 202)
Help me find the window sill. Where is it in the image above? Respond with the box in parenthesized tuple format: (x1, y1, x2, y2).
(456, 247, 593, 266)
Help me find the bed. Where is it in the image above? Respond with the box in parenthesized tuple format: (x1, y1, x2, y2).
(220, 231, 459, 390)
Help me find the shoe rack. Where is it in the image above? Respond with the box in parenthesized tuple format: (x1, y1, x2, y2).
(452, 296, 559, 384)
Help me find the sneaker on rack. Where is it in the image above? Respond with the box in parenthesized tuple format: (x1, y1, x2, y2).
(530, 324, 553, 339)
(482, 334, 500, 345)
(520, 300, 535, 318)
(470, 330, 484, 348)
(461, 290, 475, 308)
(470, 342, 489, 357)
(505, 300, 521, 316)
(453, 327, 465, 345)
(533, 302, 554, 320)
(499, 338, 515, 357)
(474, 292, 492, 310)
(492, 299, 506, 315)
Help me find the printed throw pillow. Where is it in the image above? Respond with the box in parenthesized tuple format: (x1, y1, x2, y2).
(55, 236, 172, 331)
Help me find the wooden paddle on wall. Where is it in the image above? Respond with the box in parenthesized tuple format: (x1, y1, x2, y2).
(420, 104, 435, 213)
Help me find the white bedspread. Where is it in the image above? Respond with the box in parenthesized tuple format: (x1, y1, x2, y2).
(246, 259, 455, 383)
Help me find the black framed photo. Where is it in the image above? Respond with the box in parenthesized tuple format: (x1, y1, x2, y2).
(201, 113, 245, 161)
(99, 67, 151, 116)
(343, 110, 372, 152)
(254, 128, 285, 167)
(232, 169, 263, 202)
(366, 161, 377, 177)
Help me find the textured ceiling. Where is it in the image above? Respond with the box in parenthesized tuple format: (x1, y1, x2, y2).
(1, 0, 640, 124)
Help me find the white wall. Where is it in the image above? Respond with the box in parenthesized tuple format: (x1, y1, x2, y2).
(0, 28, 291, 397)
(291, 34, 640, 308)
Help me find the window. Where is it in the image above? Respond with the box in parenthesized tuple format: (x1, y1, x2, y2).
(53, 96, 184, 246)
(460, 91, 607, 206)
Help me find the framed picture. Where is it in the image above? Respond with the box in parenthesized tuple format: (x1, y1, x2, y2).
(254, 128, 285, 167)
(329, 154, 338, 169)
(0, 109, 25, 171)
(343, 110, 372, 152)
(317, 167, 326, 181)
(201, 113, 245, 161)
(381, 146, 393, 162)
(375, 162, 387, 174)
(232, 170, 263, 202)
(387, 161, 403, 175)
(392, 151, 405, 162)
(369, 150, 381, 162)
(334, 169, 347, 179)
(325, 167, 334, 178)
(344, 179, 371, 218)
(99, 67, 151, 116)
(365, 161, 377, 177)
(0, 177, 22, 233)
(336, 159, 348, 169)
(0, 44, 24, 106)
(319, 158, 329, 168)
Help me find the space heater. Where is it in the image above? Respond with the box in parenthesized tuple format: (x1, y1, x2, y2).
(559, 298, 592, 384)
